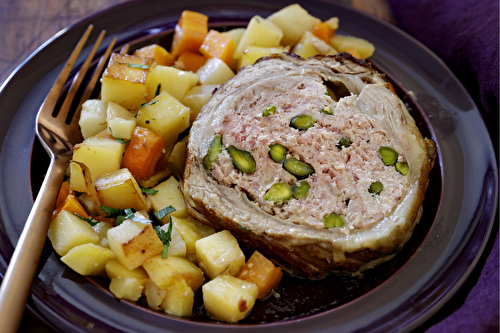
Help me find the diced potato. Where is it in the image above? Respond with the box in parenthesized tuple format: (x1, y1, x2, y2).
(167, 140, 188, 177)
(106, 102, 136, 140)
(148, 176, 189, 221)
(136, 90, 190, 147)
(95, 168, 148, 211)
(221, 28, 246, 71)
(78, 99, 108, 139)
(233, 16, 283, 59)
(202, 275, 258, 323)
(107, 219, 164, 270)
(105, 259, 149, 282)
(109, 277, 144, 301)
(136, 168, 171, 189)
(70, 136, 125, 193)
(267, 4, 320, 47)
(330, 34, 375, 59)
(92, 221, 114, 248)
(181, 84, 217, 122)
(144, 278, 168, 310)
(237, 250, 283, 299)
(134, 44, 174, 66)
(161, 278, 194, 317)
(171, 215, 204, 254)
(48, 210, 99, 256)
(196, 58, 234, 85)
(292, 31, 338, 59)
(60, 243, 115, 276)
(160, 222, 186, 258)
(190, 219, 216, 238)
(238, 45, 289, 69)
(101, 53, 155, 110)
(142, 255, 205, 291)
(195, 230, 245, 279)
(146, 65, 199, 102)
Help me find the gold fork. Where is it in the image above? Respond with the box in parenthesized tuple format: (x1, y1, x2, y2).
(0, 25, 116, 333)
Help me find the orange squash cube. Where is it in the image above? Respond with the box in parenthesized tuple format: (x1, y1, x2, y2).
(53, 194, 89, 220)
(311, 21, 336, 43)
(237, 251, 283, 299)
(199, 29, 235, 65)
(171, 10, 208, 58)
(174, 51, 207, 72)
(134, 44, 174, 66)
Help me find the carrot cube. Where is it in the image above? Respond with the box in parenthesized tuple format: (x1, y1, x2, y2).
(53, 194, 89, 220)
(199, 29, 235, 65)
(174, 51, 207, 72)
(171, 10, 208, 58)
(55, 181, 70, 209)
(311, 21, 335, 43)
(121, 126, 165, 181)
(134, 44, 175, 66)
(237, 251, 283, 299)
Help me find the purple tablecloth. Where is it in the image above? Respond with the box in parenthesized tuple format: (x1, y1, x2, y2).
(387, 0, 499, 332)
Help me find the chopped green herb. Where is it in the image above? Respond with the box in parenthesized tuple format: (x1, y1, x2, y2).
(115, 61, 150, 69)
(238, 225, 249, 232)
(154, 219, 173, 259)
(100, 206, 124, 218)
(155, 83, 161, 97)
(109, 127, 130, 144)
(73, 212, 99, 227)
(154, 205, 176, 220)
(141, 186, 159, 195)
(100, 206, 152, 225)
(138, 100, 158, 110)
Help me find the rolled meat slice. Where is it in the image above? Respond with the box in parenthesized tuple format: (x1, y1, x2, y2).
(183, 53, 436, 276)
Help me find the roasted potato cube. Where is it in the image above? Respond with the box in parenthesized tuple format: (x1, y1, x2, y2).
(60, 243, 115, 276)
(79, 99, 108, 139)
(160, 222, 187, 258)
(329, 34, 375, 59)
(146, 65, 199, 102)
(105, 258, 149, 283)
(148, 176, 189, 222)
(233, 15, 283, 59)
(161, 278, 194, 317)
(292, 31, 338, 59)
(267, 4, 320, 47)
(181, 84, 217, 122)
(171, 215, 204, 254)
(70, 136, 125, 193)
(142, 255, 205, 291)
(107, 219, 164, 270)
(48, 210, 99, 256)
(136, 90, 190, 147)
(92, 221, 114, 248)
(144, 278, 168, 310)
(101, 53, 154, 110)
(195, 230, 245, 279)
(238, 46, 289, 69)
(106, 102, 137, 140)
(196, 58, 234, 85)
(202, 275, 258, 323)
(95, 168, 148, 212)
(109, 277, 144, 301)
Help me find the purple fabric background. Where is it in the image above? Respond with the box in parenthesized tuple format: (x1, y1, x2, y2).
(387, 0, 499, 332)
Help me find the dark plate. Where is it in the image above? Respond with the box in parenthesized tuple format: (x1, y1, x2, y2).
(0, 0, 497, 332)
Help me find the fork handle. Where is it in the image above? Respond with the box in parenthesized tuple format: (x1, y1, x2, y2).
(0, 154, 70, 333)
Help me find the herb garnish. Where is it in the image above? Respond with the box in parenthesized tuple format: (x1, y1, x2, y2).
(155, 83, 161, 97)
(153, 205, 177, 259)
(140, 186, 159, 195)
(73, 212, 99, 227)
(100, 206, 152, 225)
(115, 61, 150, 69)
(138, 100, 158, 110)
(109, 127, 131, 144)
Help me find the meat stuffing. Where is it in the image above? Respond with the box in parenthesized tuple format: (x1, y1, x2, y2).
(183, 53, 436, 276)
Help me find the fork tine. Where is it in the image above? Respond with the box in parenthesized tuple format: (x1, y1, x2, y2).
(69, 36, 117, 128)
(58, 29, 106, 123)
(38, 25, 93, 119)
